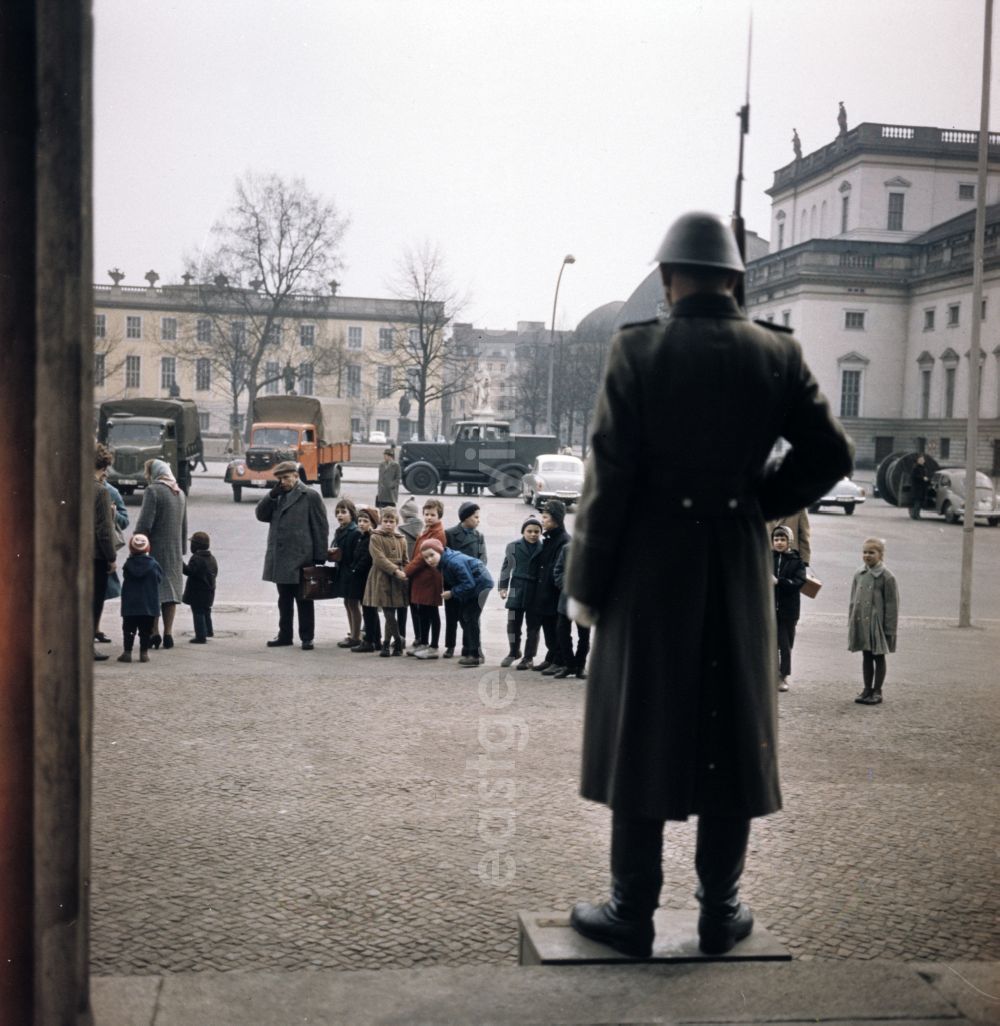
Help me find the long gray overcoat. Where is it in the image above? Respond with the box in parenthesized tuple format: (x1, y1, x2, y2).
(256, 482, 330, 585)
(566, 292, 853, 822)
(134, 481, 187, 604)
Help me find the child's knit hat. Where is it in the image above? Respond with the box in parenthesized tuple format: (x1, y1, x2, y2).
(358, 505, 381, 526)
(399, 497, 419, 520)
(543, 499, 566, 525)
(458, 501, 480, 522)
(420, 538, 444, 554)
(771, 525, 794, 542)
(129, 533, 150, 554)
(521, 516, 542, 533)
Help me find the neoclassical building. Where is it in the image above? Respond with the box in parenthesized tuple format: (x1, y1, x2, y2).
(748, 121, 1000, 470)
(92, 275, 448, 443)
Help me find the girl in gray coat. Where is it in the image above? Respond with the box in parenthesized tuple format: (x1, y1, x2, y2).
(848, 537, 899, 706)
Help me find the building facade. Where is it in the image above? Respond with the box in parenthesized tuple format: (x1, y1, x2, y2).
(93, 276, 447, 444)
(748, 122, 1000, 470)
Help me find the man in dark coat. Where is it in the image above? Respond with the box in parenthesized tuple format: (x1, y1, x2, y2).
(376, 448, 401, 508)
(566, 212, 853, 958)
(256, 461, 330, 649)
(909, 454, 930, 519)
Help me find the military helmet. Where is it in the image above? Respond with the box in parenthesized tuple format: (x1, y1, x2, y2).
(654, 211, 745, 273)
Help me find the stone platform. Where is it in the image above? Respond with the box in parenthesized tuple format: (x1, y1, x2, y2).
(518, 909, 791, 965)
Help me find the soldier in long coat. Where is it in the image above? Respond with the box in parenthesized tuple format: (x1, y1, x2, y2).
(256, 461, 330, 649)
(566, 212, 853, 959)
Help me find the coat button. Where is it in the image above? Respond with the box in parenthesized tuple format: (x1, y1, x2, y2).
(707, 762, 716, 770)
(728, 498, 738, 509)
(682, 497, 693, 509)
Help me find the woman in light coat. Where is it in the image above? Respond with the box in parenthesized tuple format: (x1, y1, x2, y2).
(134, 458, 187, 649)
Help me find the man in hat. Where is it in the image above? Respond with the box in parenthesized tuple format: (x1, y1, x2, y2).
(376, 448, 401, 508)
(255, 461, 330, 650)
(566, 211, 853, 958)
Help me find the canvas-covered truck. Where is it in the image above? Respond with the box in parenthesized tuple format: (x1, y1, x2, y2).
(99, 398, 203, 495)
(399, 421, 557, 497)
(225, 395, 352, 502)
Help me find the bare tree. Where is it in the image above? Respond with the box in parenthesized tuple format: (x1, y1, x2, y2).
(178, 171, 349, 433)
(512, 341, 549, 433)
(93, 320, 131, 399)
(385, 242, 466, 439)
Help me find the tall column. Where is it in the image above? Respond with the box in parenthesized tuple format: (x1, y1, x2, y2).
(0, 2, 94, 1024)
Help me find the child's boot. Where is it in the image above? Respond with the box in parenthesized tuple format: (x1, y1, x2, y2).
(500, 649, 521, 668)
(854, 687, 873, 704)
(139, 648, 149, 663)
(379, 642, 392, 658)
(866, 688, 883, 705)
(117, 651, 132, 663)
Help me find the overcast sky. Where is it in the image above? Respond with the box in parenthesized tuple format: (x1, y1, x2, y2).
(94, 0, 997, 330)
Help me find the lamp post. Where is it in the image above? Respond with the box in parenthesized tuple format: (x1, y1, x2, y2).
(546, 254, 575, 437)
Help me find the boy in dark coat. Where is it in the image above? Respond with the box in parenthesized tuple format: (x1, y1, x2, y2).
(530, 499, 570, 672)
(771, 525, 806, 691)
(420, 538, 493, 666)
(330, 498, 362, 647)
(118, 533, 163, 663)
(349, 506, 382, 653)
(182, 531, 218, 644)
(552, 540, 589, 679)
(443, 501, 487, 658)
(498, 516, 543, 668)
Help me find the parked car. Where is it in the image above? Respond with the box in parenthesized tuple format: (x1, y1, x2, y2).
(808, 477, 866, 515)
(368, 430, 387, 445)
(521, 454, 585, 509)
(929, 468, 1000, 526)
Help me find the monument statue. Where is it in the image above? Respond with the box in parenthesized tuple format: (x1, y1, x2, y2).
(472, 370, 492, 412)
(792, 129, 802, 160)
(837, 101, 848, 138)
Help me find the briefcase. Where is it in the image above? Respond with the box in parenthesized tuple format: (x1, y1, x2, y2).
(299, 564, 337, 601)
(800, 569, 822, 599)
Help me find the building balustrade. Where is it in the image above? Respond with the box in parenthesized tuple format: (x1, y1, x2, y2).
(747, 239, 921, 288)
(769, 121, 1000, 194)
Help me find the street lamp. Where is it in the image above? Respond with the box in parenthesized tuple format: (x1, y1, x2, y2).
(546, 254, 575, 437)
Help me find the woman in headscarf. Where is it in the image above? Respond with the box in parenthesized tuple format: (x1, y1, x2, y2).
(134, 458, 187, 648)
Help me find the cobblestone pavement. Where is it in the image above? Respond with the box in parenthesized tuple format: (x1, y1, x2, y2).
(91, 599, 999, 975)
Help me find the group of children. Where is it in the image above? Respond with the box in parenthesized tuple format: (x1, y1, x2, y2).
(322, 494, 587, 676)
(771, 525, 899, 705)
(329, 497, 494, 666)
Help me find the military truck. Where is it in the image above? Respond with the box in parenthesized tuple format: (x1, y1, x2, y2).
(225, 395, 352, 502)
(98, 398, 203, 495)
(399, 421, 557, 497)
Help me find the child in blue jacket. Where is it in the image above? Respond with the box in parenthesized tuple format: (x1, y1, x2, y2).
(419, 537, 493, 666)
(118, 533, 163, 663)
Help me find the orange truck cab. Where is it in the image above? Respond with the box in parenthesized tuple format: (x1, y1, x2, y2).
(225, 396, 351, 502)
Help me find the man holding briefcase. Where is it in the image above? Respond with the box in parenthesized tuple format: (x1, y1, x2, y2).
(256, 460, 330, 650)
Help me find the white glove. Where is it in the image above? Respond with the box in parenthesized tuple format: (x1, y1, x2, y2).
(567, 597, 597, 628)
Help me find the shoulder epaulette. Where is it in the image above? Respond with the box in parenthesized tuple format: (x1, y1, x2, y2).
(619, 317, 661, 330)
(753, 319, 794, 334)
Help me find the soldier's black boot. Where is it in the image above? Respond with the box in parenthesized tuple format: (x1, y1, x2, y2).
(570, 813, 662, 958)
(695, 815, 753, 955)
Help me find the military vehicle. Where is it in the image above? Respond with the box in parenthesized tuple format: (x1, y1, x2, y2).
(399, 421, 557, 496)
(98, 398, 203, 495)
